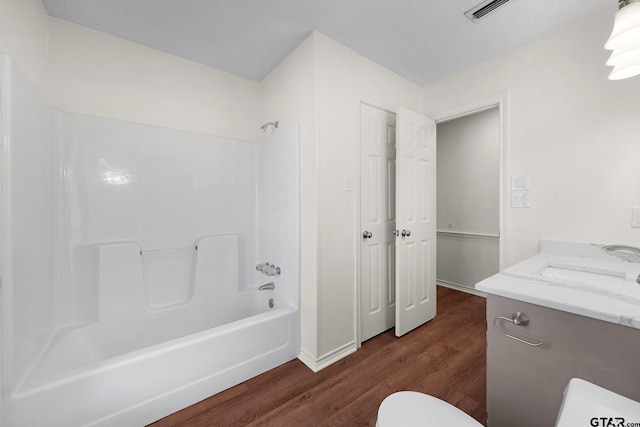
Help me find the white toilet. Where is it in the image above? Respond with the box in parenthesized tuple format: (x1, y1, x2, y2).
(378, 380, 640, 426)
(376, 391, 482, 427)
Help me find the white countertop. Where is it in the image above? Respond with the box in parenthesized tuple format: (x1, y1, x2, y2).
(476, 241, 640, 329)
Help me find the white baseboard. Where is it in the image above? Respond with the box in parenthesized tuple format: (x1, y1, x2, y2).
(437, 280, 487, 298)
(298, 341, 357, 373)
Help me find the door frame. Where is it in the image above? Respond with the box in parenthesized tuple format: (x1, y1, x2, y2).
(355, 98, 399, 348)
(355, 95, 509, 346)
(434, 94, 510, 277)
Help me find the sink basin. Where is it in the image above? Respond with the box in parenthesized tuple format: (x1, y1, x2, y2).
(538, 263, 626, 290)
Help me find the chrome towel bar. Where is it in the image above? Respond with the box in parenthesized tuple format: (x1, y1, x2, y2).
(493, 312, 544, 347)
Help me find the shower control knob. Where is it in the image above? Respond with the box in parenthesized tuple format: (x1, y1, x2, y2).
(401, 229, 411, 237)
(362, 231, 373, 239)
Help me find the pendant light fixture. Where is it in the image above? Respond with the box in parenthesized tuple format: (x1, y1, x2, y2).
(605, 0, 640, 80)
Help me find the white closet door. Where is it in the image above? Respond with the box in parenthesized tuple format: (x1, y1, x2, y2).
(359, 104, 396, 342)
(395, 107, 437, 337)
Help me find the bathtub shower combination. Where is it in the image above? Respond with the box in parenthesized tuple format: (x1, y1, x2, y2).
(0, 57, 301, 426)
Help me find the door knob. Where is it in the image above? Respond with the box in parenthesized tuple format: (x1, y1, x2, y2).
(401, 229, 411, 237)
(392, 230, 400, 236)
(362, 231, 373, 239)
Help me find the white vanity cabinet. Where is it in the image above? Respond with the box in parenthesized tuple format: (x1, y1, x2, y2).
(486, 295, 640, 427)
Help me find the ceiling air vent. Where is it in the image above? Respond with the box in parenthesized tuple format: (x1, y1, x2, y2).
(464, 0, 512, 22)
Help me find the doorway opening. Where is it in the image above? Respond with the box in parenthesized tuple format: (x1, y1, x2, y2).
(435, 101, 506, 295)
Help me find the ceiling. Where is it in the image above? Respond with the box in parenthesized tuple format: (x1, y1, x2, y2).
(41, 0, 615, 86)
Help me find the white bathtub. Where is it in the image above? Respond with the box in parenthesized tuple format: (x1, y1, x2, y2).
(6, 305, 299, 426)
(1, 57, 301, 427)
(4, 219, 300, 427)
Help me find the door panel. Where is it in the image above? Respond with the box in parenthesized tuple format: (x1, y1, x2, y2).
(360, 104, 396, 342)
(386, 242, 396, 306)
(395, 107, 436, 337)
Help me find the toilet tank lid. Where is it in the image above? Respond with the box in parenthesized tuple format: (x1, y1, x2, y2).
(556, 378, 640, 427)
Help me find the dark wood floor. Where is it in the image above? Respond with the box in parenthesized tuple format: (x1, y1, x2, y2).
(150, 286, 487, 426)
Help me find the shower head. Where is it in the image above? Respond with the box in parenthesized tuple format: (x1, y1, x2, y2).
(260, 121, 279, 132)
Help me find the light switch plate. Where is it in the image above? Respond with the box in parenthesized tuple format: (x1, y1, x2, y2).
(632, 207, 640, 228)
(511, 175, 531, 191)
(511, 191, 530, 208)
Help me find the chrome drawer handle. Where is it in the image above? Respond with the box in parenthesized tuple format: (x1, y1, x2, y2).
(493, 312, 544, 347)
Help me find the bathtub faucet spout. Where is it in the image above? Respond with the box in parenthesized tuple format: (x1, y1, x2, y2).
(259, 282, 275, 291)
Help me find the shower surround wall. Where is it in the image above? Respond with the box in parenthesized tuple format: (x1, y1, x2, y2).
(58, 111, 259, 319)
(1, 57, 300, 425)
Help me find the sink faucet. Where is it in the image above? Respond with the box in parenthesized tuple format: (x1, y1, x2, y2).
(602, 244, 640, 263)
(258, 282, 275, 291)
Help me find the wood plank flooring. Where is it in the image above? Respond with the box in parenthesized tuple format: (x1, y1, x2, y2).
(150, 286, 487, 426)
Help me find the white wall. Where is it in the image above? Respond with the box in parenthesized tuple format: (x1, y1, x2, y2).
(437, 108, 500, 235)
(313, 34, 422, 366)
(47, 18, 262, 142)
(263, 32, 424, 370)
(0, 0, 48, 93)
(261, 33, 319, 360)
(423, 11, 640, 265)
